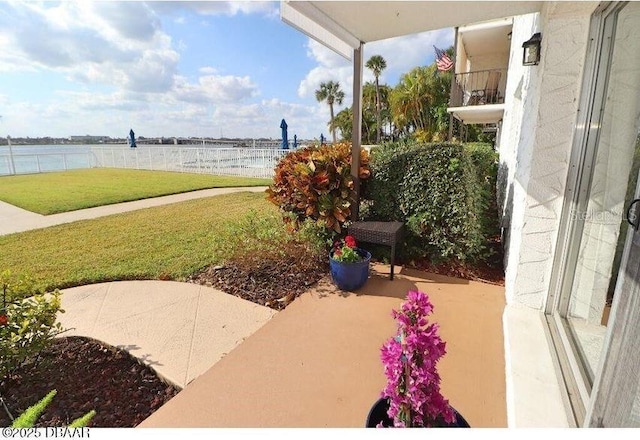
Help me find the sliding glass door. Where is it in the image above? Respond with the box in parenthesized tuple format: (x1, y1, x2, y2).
(547, 1, 640, 427)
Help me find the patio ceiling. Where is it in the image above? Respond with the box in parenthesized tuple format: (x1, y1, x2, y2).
(281, 1, 543, 59)
(459, 18, 513, 58)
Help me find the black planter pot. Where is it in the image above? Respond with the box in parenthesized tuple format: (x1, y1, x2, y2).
(366, 398, 470, 428)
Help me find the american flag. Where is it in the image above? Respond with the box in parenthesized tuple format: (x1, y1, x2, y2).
(434, 46, 453, 72)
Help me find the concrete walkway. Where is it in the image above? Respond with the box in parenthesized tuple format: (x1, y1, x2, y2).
(0, 186, 267, 236)
(57, 281, 277, 389)
(0, 186, 272, 387)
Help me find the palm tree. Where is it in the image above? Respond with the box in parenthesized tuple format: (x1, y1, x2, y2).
(390, 63, 452, 140)
(331, 107, 353, 141)
(315, 81, 345, 144)
(365, 55, 387, 143)
(363, 82, 391, 144)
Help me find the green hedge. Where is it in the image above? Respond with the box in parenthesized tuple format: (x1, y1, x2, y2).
(464, 142, 501, 246)
(361, 141, 498, 263)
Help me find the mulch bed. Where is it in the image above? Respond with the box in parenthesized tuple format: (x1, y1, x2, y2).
(0, 336, 179, 428)
(410, 259, 505, 286)
(188, 243, 505, 312)
(410, 236, 505, 286)
(187, 251, 329, 311)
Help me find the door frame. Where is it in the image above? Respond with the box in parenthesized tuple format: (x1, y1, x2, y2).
(544, 1, 630, 426)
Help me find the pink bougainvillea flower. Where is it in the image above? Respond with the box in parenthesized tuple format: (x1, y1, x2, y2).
(379, 290, 455, 427)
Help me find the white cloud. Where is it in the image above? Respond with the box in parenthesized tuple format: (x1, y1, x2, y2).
(174, 74, 260, 104)
(199, 66, 219, 75)
(84, 1, 159, 42)
(0, 2, 179, 92)
(59, 90, 150, 112)
(148, 1, 279, 19)
(306, 37, 349, 70)
(209, 99, 323, 139)
(365, 28, 454, 81)
(297, 40, 352, 112)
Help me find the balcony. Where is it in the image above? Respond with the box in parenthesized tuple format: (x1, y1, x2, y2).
(451, 69, 506, 106)
(448, 69, 507, 125)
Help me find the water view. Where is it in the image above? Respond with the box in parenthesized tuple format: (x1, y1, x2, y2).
(0, 144, 290, 178)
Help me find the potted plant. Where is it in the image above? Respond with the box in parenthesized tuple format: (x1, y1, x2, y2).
(367, 290, 470, 428)
(329, 235, 371, 291)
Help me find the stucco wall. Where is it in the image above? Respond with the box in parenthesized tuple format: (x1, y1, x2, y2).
(500, 2, 599, 309)
(498, 12, 539, 298)
(456, 32, 469, 74)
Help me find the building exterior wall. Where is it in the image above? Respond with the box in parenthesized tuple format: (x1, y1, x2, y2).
(499, 1, 600, 427)
(498, 12, 540, 304)
(455, 33, 469, 74)
(500, 2, 599, 309)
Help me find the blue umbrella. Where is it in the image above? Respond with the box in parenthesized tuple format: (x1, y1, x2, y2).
(280, 119, 288, 149)
(129, 129, 137, 148)
(293, 134, 298, 149)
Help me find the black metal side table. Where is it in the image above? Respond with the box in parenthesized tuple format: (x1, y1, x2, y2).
(347, 221, 403, 280)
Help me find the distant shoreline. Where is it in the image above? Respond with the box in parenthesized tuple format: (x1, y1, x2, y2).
(1, 137, 311, 147)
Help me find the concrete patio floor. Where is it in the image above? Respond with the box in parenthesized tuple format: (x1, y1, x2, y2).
(140, 264, 506, 428)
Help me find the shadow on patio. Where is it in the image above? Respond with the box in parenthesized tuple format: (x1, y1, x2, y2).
(140, 264, 506, 428)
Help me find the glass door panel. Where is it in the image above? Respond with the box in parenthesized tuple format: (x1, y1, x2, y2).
(566, 133, 640, 381)
(554, 0, 640, 403)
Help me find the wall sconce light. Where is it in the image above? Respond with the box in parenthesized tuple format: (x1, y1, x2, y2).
(522, 32, 542, 66)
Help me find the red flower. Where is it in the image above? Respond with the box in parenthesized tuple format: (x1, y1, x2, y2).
(345, 235, 357, 248)
(0, 314, 8, 326)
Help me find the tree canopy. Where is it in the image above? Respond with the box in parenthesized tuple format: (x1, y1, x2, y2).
(321, 46, 491, 145)
(315, 80, 345, 144)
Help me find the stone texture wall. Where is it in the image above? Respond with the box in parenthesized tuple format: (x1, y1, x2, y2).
(500, 2, 599, 309)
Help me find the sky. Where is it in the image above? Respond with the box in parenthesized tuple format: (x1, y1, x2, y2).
(0, 1, 453, 140)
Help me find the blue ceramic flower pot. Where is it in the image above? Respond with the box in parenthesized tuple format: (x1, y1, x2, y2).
(329, 248, 371, 291)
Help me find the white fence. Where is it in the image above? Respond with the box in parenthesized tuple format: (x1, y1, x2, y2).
(0, 150, 94, 175)
(0, 146, 292, 178)
(90, 146, 289, 178)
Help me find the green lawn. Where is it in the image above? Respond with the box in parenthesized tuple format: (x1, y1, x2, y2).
(0, 192, 278, 295)
(0, 169, 272, 215)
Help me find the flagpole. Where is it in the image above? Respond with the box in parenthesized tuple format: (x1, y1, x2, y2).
(0, 116, 15, 175)
(448, 27, 459, 141)
(7, 135, 15, 175)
